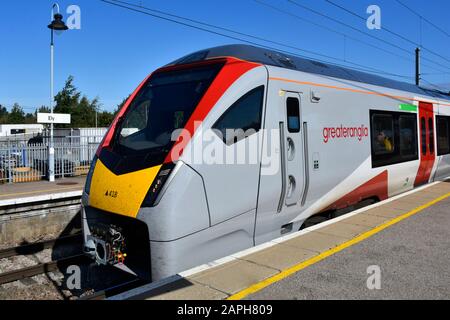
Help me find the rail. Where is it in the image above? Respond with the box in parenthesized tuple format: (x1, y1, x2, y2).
(0, 234, 84, 286)
(0, 254, 87, 286)
(0, 234, 82, 259)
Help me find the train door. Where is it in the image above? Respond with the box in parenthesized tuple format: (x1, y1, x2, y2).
(280, 92, 306, 208)
(254, 89, 307, 244)
(414, 101, 436, 186)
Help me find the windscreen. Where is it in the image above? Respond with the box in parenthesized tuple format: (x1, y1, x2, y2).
(113, 63, 223, 156)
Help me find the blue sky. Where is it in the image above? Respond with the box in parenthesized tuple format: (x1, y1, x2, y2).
(1, 0, 449, 113)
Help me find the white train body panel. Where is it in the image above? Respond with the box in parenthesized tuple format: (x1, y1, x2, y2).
(81, 45, 450, 281)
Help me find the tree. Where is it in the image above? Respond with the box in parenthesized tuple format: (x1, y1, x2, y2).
(53, 76, 82, 128)
(0, 77, 120, 127)
(54, 75, 81, 114)
(114, 96, 129, 116)
(71, 96, 96, 127)
(0, 104, 8, 124)
(36, 105, 51, 114)
(24, 113, 36, 124)
(52, 76, 118, 128)
(8, 103, 25, 124)
(97, 111, 115, 127)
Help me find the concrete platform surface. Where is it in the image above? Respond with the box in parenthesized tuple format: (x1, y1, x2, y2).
(248, 196, 450, 300)
(114, 180, 450, 300)
(0, 176, 85, 204)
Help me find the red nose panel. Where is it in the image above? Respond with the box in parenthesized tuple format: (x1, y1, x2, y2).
(164, 58, 260, 163)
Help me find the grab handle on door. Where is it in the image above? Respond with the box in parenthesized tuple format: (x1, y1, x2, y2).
(301, 122, 310, 206)
(277, 122, 287, 213)
(287, 137, 295, 161)
(286, 175, 296, 199)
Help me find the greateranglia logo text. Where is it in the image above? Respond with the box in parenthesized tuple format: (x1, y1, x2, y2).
(323, 125, 369, 143)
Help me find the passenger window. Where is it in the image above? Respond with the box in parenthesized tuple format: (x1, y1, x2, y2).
(370, 110, 418, 168)
(429, 118, 435, 154)
(437, 116, 450, 155)
(286, 97, 300, 133)
(372, 114, 394, 155)
(421, 117, 427, 154)
(399, 115, 418, 158)
(213, 86, 264, 145)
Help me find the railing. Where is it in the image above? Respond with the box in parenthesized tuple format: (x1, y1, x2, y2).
(0, 141, 100, 184)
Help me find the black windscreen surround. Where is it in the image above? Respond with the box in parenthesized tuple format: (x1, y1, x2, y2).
(115, 65, 222, 155)
(370, 110, 418, 168)
(100, 63, 223, 175)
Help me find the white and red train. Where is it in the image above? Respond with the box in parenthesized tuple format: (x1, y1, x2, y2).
(81, 44, 450, 281)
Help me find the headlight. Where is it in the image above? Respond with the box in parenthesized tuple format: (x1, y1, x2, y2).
(141, 163, 175, 207)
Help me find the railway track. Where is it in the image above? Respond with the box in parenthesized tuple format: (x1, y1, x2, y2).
(0, 233, 84, 286)
(0, 254, 88, 286)
(0, 233, 82, 259)
(0, 233, 145, 300)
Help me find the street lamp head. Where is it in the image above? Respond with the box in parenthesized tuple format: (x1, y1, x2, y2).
(48, 13, 68, 31)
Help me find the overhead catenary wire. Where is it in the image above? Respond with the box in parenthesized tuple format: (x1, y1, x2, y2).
(422, 72, 450, 75)
(421, 78, 450, 93)
(100, 0, 413, 80)
(286, 0, 450, 72)
(103, 0, 356, 65)
(254, 0, 446, 75)
(324, 0, 450, 67)
(394, 0, 450, 39)
(103, 0, 406, 77)
(254, 1, 410, 63)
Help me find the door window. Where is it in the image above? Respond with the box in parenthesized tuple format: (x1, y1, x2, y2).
(429, 118, 435, 154)
(421, 117, 427, 154)
(437, 116, 450, 155)
(286, 97, 300, 133)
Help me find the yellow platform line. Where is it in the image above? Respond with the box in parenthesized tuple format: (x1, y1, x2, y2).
(227, 191, 450, 300)
(0, 186, 82, 198)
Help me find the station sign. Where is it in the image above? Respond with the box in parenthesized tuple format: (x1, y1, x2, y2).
(37, 113, 71, 124)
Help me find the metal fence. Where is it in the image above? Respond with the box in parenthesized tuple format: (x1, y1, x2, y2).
(0, 140, 100, 184)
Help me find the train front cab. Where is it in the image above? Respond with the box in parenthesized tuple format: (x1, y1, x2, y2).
(81, 57, 274, 281)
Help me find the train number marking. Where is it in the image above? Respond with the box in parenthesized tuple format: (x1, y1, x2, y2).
(104, 190, 118, 198)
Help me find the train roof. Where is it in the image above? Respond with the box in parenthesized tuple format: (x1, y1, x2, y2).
(170, 44, 450, 102)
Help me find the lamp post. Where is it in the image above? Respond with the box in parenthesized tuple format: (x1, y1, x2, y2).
(47, 4, 68, 182)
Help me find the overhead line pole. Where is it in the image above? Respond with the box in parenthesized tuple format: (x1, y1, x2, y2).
(416, 47, 421, 86)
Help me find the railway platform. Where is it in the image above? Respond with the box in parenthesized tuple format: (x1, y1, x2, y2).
(111, 179, 450, 300)
(0, 176, 85, 205)
(0, 177, 85, 248)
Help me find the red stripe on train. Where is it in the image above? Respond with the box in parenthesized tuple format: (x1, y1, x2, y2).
(95, 74, 151, 156)
(414, 102, 436, 187)
(164, 58, 260, 163)
(324, 170, 388, 211)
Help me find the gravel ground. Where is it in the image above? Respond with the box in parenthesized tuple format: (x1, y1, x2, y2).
(0, 248, 77, 300)
(0, 271, 72, 300)
(0, 233, 61, 251)
(0, 244, 137, 300)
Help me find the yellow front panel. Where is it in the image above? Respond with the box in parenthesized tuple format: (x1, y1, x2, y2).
(89, 160, 161, 218)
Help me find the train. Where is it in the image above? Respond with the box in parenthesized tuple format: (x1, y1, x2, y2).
(81, 44, 450, 281)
